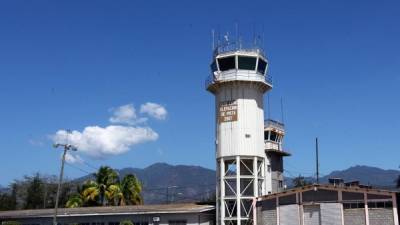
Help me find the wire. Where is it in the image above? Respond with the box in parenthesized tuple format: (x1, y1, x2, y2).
(65, 162, 94, 175)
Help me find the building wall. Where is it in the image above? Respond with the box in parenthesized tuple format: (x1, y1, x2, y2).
(320, 203, 342, 225)
(279, 205, 299, 225)
(369, 208, 394, 225)
(1, 212, 214, 225)
(343, 209, 366, 225)
(258, 209, 276, 225)
(303, 205, 321, 225)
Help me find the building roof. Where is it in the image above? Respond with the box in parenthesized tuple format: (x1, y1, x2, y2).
(257, 184, 397, 201)
(0, 203, 215, 219)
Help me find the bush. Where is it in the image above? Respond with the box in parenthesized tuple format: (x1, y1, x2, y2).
(120, 220, 133, 225)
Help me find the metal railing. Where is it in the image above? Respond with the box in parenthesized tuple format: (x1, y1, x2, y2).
(205, 72, 272, 89)
(213, 41, 265, 57)
(264, 119, 284, 129)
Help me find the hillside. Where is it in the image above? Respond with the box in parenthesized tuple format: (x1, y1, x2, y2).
(73, 163, 399, 204)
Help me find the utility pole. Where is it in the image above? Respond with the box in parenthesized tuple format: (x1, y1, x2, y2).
(316, 137, 320, 184)
(53, 135, 77, 225)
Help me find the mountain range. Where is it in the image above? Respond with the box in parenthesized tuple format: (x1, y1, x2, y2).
(74, 163, 399, 204)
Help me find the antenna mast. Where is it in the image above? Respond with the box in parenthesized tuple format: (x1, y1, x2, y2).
(316, 137, 320, 184)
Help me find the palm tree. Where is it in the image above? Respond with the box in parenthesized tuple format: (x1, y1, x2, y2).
(65, 194, 83, 208)
(95, 166, 119, 205)
(67, 166, 143, 207)
(121, 174, 143, 205)
(106, 183, 125, 206)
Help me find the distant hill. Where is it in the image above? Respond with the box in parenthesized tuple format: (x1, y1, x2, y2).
(75, 163, 216, 204)
(73, 163, 399, 204)
(286, 165, 400, 189)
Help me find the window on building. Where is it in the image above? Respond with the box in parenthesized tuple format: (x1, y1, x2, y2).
(257, 58, 267, 74)
(218, 56, 236, 71)
(210, 60, 218, 72)
(168, 220, 187, 225)
(343, 202, 365, 209)
(238, 56, 257, 70)
(270, 131, 278, 142)
(264, 131, 270, 141)
(278, 181, 283, 188)
(368, 201, 393, 208)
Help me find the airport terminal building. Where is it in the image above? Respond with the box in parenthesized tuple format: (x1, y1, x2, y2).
(0, 203, 215, 225)
(256, 184, 399, 225)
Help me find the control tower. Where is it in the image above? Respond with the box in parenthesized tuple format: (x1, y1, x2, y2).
(206, 43, 272, 225)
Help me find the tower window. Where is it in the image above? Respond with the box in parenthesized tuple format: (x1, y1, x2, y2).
(270, 131, 278, 142)
(257, 59, 267, 74)
(210, 60, 218, 72)
(238, 56, 257, 70)
(264, 131, 270, 140)
(218, 56, 236, 71)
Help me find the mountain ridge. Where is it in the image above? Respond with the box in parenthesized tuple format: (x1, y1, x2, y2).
(71, 163, 399, 204)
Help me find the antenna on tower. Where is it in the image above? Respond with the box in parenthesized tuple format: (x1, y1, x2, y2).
(316, 137, 320, 184)
(211, 29, 215, 51)
(235, 22, 239, 49)
(280, 97, 285, 124)
(267, 93, 271, 120)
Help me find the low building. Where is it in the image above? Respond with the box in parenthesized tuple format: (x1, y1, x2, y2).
(256, 184, 399, 225)
(0, 203, 215, 225)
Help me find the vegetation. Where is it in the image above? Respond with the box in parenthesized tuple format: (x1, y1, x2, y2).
(65, 166, 143, 207)
(0, 166, 142, 211)
(119, 220, 133, 225)
(292, 175, 312, 187)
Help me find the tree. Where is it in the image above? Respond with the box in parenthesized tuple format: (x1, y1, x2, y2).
(65, 194, 83, 208)
(120, 220, 133, 225)
(66, 166, 143, 207)
(121, 174, 143, 205)
(292, 175, 311, 188)
(24, 173, 44, 209)
(95, 166, 119, 206)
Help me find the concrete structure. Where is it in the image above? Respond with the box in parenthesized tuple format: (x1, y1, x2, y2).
(255, 184, 399, 225)
(206, 42, 278, 225)
(0, 203, 215, 225)
(263, 119, 290, 194)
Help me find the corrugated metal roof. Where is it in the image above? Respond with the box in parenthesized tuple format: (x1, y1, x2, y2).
(0, 203, 215, 219)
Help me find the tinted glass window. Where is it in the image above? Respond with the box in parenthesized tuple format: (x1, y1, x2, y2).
(264, 131, 270, 140)
(210, 60, 217, 72)
(257, 59, 267, 74)
(218, 56, 236, 71)
(270, 131, 277, 142)
(238, 56, 256, 70)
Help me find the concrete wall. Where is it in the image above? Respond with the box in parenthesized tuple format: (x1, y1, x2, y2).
(369, 208, 394, 225)
(320, 203, 342, 225)
(343, 209, 366, 225)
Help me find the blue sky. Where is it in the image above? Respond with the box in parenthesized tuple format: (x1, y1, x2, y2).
(0, 0, 399, 186)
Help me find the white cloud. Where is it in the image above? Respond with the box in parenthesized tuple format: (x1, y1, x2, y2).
(140, 102, 167, 120)
(65, 153, 84, 164)
(109, 104, 147, 125)
(52, 125, 158, 159)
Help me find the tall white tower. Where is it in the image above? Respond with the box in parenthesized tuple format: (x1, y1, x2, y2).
(206, 44, 272, 225)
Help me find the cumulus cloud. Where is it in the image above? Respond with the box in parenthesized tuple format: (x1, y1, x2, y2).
(52, 125, 158, 159)
(65, 153, 84, 164)
(140, 102, 167, 120)
(109, 104, 147, 125)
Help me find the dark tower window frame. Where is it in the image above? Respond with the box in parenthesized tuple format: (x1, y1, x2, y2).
(238, 56, 257, 70)
(217, 56, 236, 71)
(257, 58, 267, 75)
